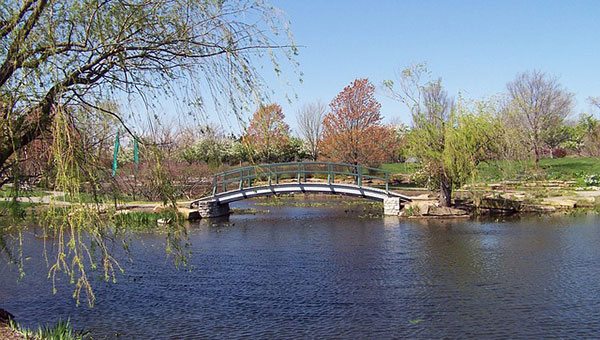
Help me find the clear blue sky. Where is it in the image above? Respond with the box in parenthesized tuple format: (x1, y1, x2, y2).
(266, 0, 600, 132)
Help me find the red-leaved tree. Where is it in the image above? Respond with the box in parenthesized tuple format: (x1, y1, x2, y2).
(321, 79, 397, 166)
(245, 104, 291, 162)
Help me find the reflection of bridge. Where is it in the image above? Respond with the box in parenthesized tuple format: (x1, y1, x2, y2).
(190, 162, 411, 218)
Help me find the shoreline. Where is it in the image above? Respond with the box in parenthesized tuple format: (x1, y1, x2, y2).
(2, 180, 600, 222)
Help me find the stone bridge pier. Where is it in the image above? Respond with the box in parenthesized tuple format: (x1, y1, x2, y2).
(383, 197, 403, 216)
(194, 201, 230, 218)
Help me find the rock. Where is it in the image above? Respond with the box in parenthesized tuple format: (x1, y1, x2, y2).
(0, 309, 14, 324)
(499, 192, 527, 201)
(157, 218, 171, 225)
(574, 190, 600, 197)
(195, 201, 230, 218)
(521, 204, 557, 213)
(410, 194, 433, 200)
(575, 198, 596, 208)
(400, 201, 469, 218)
(424, 206, 469, 217)
(177, 207, 201, 221)
(574, 192, 600, 208)
(400, 200, 435, 217)
(487, 183, 503, 190)
(476, 197, 521, 213)
(541, 197, 577, 209)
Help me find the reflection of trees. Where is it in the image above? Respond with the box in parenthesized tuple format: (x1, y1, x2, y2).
(0, 208, 192, 307)
(0, 226, 17, 268)
(409, 219, 490, 286)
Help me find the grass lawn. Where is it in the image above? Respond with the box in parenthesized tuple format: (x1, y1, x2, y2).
(0, 186, 48, 198)
(538, 157, 600, 179)
(383, 157, 600, 183)
(380, 162, 420, 175)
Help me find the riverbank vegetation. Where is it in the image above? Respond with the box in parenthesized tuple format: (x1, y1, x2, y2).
(8, 318, 88, 340)
(384, 157, 600, 185)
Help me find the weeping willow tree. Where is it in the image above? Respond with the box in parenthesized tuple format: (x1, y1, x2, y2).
(385, 64, 500, 206)
(406, 98, 500, 206)
(0, 0, 298, 178)
(0, 0, 298, 306)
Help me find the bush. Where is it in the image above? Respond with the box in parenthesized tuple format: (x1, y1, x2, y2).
(551, 147, 567, 158)
(584, 174, 600, 187)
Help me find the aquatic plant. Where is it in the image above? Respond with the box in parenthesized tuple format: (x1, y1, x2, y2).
(10, 318, 89, 340)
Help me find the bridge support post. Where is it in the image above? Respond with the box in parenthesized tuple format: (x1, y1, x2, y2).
(196, 201, 230, 218)
(383, 197, 402, 216)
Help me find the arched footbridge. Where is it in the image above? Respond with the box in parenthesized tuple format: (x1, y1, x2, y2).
(190, 162, 411, 217)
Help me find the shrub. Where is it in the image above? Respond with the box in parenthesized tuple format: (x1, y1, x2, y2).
(551, 147, 567, 158)
(584, 174, 600, 187)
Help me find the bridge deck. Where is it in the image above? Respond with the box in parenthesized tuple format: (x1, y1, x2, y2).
(191, 182, 411, 206)
(190, 161, 412, 208)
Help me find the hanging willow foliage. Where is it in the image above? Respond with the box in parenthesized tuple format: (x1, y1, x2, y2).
(44, 105, 121, 306)
(0, 0, 298, 306)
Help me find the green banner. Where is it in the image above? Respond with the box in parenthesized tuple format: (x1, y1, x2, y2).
(133, 138, 139, 167)
(112, 130, 120, 177)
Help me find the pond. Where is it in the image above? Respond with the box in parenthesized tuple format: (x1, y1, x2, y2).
(1, 197, 600, 338)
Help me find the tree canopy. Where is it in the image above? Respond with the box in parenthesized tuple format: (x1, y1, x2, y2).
(0, 0, 298, 181)
(505, 70, 573, 163)
(0, 0, 298, 306)
(386, 64, 500, 206)
(321, 78, 397, 166)
(245, 103, 291, 163)
(297, 101, 325, 161)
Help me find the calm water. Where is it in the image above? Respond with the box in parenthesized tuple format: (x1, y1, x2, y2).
(2, 198, 600, 338)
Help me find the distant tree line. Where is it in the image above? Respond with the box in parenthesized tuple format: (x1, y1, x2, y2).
(9, 66, 600, 206)
(385, 64, 600, 206)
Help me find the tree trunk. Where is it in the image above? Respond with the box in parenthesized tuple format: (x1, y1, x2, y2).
(533, 143, 541, 165)
(439, 174, 452, 207)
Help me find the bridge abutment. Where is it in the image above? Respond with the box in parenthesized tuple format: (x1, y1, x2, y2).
(196, 201, 230, 218)
(383, 197, 402, 216)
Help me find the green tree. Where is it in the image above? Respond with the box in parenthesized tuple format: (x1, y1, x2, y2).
(386, 64, 499, 206)
(0, 0, 298, 183)
(542, 125, 571, 157)
(0, 0, 298, 307)
(178, 126, 232, 167)
(578, 113, 600, 156)
(225, 138, 253, 165)
(279, 137, 309, 162)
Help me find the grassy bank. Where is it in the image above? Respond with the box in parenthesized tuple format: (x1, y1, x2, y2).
(383, 157, 600, 184)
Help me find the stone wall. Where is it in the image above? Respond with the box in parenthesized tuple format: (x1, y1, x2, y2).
(196, 201, 230, 218)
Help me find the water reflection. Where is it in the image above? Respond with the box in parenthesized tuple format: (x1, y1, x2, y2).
(1, 199, 600, 338)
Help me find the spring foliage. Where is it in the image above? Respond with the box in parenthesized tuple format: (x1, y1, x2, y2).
(245, 103, 291, 163)
(386, 64, 500, 205)
(0, 0, 298, 182)
(321, 78, 397, 166)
